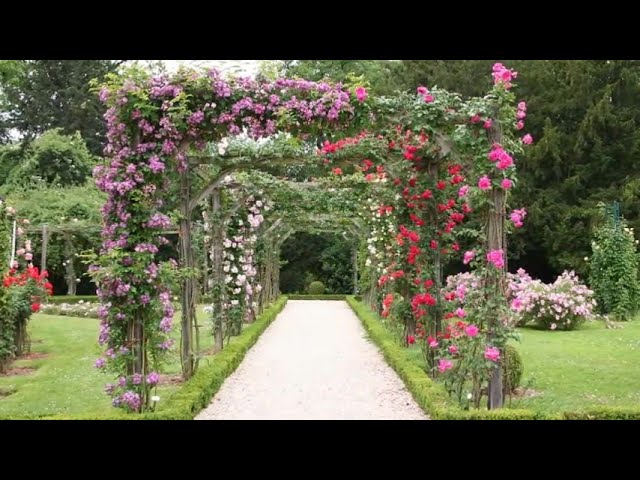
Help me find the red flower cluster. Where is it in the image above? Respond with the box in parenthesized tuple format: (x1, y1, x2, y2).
(3, 266, 52, 313)
(381, 293, 394, 318)
(320, 133, 367, 154)
(4, 266, 51, 292)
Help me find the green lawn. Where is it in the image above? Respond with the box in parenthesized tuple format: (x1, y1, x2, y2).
(405, 319, 640, 415)
(4, 309, 640, 418)
(0, 307, 218, 418)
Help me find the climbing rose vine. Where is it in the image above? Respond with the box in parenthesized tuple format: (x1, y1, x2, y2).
(91, 66, 370, 411)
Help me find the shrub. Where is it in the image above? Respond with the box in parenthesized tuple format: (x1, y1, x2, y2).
(444, 269, 596, 331)
(510, 270, 596, 330)
(307, 281, 325, 295)
(589, 217, 640, 321)
(502, 344, 523, 394)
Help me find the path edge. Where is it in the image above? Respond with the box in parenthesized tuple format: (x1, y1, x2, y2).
(345, 296, 552, 420)
(35, 296, 289, 420)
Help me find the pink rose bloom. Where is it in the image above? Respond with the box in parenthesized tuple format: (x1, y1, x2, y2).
(483, 119, 492, 129)
(458, 185, 470, 197)
(496, 151, 514, 170)
(25, 253, 33, 261)
(438, 358, 454, 373)
(518, 101, 527, 111)
(355, 86, 367, 102)
(486, 249, 505, 269)
(465, 324, 479, 337)
(424, 94, 434, 103)
(456, 307, 466, 318)
(478, 176, 491, 190)
(417, 86, 428, 95)
(470, 114, 481, 124)
(517, 110, 526, 119)
(522, 134, 533, 145)
(484, 346, 501, 362)
(516, 120, 525, 130)
(510, 208, 527, 228)
(16, 248, 26, 256)
(501, 178, 513, 189)
(463, 250, 475, 265)
(511, 297, 523, 311)
(448, 345, 458, 355)
(429, 338, 439, 348)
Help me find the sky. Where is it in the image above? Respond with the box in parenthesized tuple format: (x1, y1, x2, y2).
(160, 60, 261, 77)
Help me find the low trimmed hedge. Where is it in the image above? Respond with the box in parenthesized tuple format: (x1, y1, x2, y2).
(346, 296, 551, 420)
(346, 296, 640, 420)
(46, 295, 98, 305)
(16, 296, 289, 420)
(287, 294, 347, 300)
(562, 407, 640, 420)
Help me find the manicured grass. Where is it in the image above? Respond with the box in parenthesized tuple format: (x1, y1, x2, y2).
(403, 319, 640, 415)
(510, 321, 640, 413)
(0, 305, 231, 418)
(0, 314, 110, 417)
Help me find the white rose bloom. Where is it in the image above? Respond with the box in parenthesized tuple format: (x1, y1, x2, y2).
(223, 265, 230, 273)
(231, 299, 239, 306)
(151, 396, 160, 402)
(365, 258, 372, 267)
(224, 275, 233, 284)
(231, 266, 239, 274)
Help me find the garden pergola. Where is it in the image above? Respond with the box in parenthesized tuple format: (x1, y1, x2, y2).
(91, 64, 525, 413)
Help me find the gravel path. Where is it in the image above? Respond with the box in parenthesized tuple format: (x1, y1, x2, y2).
(195, 300, 428, 420)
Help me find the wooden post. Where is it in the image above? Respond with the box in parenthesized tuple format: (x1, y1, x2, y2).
(9, 220, 16, 268)
(41, 224, 48, 274)
(63, 232, 77, 296)
(486, 121, 506, 409)
(179, 171, 197, 380)
(352, 245, 358, 295)
(211, 188, 224, 352)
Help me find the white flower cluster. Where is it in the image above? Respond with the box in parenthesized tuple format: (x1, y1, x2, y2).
(362, 197, 398, 277)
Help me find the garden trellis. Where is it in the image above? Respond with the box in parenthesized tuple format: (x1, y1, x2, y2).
(91, 63, 531, 412)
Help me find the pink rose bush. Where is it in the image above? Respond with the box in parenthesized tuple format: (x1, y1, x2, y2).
(443, 268, 597, 332)
(508, 269, 596, 330)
